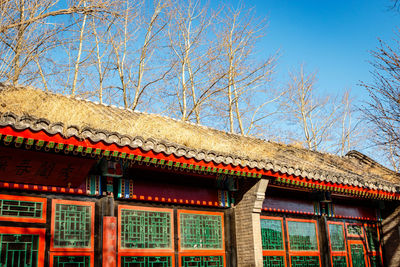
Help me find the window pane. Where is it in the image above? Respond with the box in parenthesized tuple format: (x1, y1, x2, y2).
(260, 219, 283, 250)
(180, 213, 222, 249)
(332, 256, 347, 267)
(54, 204, 91, 248)
(290, 256, 319, 267)
(0, 234, 39, 267)
(287, 221, 318, 251)
(121, 256, 172, 267)
(366, 226, 379, 252)
(263, 256, 285, 267)
(120, 209, 171, 249)
(329, 224, 345, 251)
(350, 244, 366, 267)
(181, 256, 223, 267)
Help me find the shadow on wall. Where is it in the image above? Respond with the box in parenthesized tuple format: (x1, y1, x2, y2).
(382, 206, 400, 267)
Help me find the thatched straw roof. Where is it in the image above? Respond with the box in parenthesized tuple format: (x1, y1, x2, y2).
(0, 84, 399, 192)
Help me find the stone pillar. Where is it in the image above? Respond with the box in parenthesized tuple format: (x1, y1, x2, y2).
(382, 205, 400, 267)
(234, 178, 268, 267)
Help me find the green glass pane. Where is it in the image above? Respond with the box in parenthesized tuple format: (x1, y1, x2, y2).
(0, 199, 43, 218)
(120, 209, 171, 249)
(263, 256, 285, 267)
(366, 226, 379, 252)
(53, 204, 92, 248)
(53, 256, 90, 267)
(180, 213, 222, 249)
(369, 255, 382, 267)
(290, 256, 319, 267)
(181, 256, 223, 267)
(287, 221, 318, 251)
(121, 256, 171, 267)
(0, 234, 39, 267)
(332, 256, 347, 267)
(260, 219, 283, 250)
(347, 225, 362, 236)
(329, 224, 345, 251)
(350, 244, 366, 267)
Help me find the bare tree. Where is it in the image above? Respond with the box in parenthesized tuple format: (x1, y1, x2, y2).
(0, 0, 114, 86)
(361, 36, 400, 170)
(283, 66, 344, 151)
(164, 0, 228, 123)
(107, 0, 170, 109)
(215, 5, 277, 135)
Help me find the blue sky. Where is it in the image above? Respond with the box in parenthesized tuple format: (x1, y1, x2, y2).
(240, 0, 400, 99)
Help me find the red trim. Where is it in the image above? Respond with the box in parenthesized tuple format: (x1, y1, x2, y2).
(262, 207, 316, 216)
(177, 209, 225, 254)
(0, 194, 47, 223)
(126, 194, 220, 207)
(272, 175, 398, 200)
(49, 252, 94, 267)
(331, 214, 378, 222)
(0, 181, 85, 194)
(0, 127, 258, 173)
(0, 226, 46, 267)
(117, 205, 174, 253)
(1, 126, 398, 199)
(103, 216, 117, 267)
(50, 199, 95, 252)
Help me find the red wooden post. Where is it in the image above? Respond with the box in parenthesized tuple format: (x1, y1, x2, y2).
(103, 216, 117, 267)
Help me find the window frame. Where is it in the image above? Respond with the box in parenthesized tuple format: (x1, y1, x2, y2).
(0, 226, 46, 267)
(177, 209, 225, 267)
(348, 239, 368, 267)
(260, 215, 287, 267)
(0, 194, 47, 223)
(117, 205, 175, 267)
(49, 251, 94, 267)
(50, 199, 95, 252)
(285, 218, 321, 266)
(327, 221, 348, 267)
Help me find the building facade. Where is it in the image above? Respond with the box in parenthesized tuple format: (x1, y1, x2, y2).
(0, 85, 398, 266)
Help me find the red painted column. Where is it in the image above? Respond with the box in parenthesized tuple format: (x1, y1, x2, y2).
(103, 216, 117, 267)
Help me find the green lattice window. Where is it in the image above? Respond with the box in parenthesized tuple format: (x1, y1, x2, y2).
(332, 256, 347, 267)
(0, 234, 39, 267)
(261, 219, 283, 250)
(0, 199, 43, 219)
(53, 204, 92, 248)
(181, 256, 223, 267)
(350, 244, 366, 267)
(180, 213, 222, 249)
(347, 225, 362, 237)
(329, 224, 345, 251)
(369, 255, 382, 267)
(366, 226, 379, 252)
(121, 256, 171, 267)
(263, 256, 285, 267)
(53, 255, 90, 267)
(120, 209, 172, 249)
(290, 256, 319, 267)
(287, 221, 318, 251)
